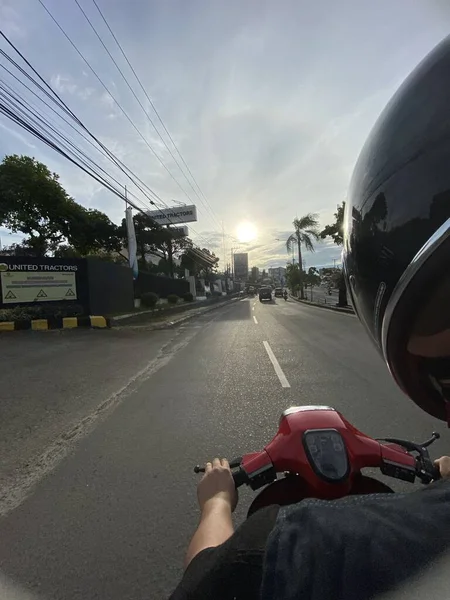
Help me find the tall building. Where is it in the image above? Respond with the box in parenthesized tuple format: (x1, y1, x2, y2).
(250, 266, 260, 281)
(233, 253, 249, 280)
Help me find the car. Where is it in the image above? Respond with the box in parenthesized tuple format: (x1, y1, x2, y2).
(259, 286, 272, 302)
(274, 287, 283, 298)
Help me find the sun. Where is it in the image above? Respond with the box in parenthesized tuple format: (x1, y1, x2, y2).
(236, 221, 257, 243)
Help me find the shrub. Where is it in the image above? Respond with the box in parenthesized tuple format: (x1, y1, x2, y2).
(0, 303, 84, 322)
(183, 292, 194, 302)
(212, 290, 222, 297)
(167, 294, 179, 305)
(141, 292, 159, 308)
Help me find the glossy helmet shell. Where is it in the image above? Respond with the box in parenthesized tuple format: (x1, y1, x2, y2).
(344, 36, 450, 421)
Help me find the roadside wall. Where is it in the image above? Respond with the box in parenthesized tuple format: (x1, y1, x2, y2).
(86, 259, 134, 315)
(0, 256, 134, 316)
(135, 271, 189, 298)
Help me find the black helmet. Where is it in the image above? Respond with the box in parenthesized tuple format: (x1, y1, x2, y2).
(344, 36, 450, 423)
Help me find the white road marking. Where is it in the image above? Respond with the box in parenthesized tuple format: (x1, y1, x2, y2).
(253, 316, 258, 324)
(263, 341, 290, 388)
(252, 306, 255, 311)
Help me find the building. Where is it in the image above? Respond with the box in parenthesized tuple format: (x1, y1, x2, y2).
(233, 253, 249, 280)
(268, 266, 286, 285)
(250, 266, 260, 281)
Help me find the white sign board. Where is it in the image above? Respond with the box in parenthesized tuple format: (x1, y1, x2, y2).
(1, 270, 77, 303)
(147, 204, 197, 225)
(168, 226, 189, 237)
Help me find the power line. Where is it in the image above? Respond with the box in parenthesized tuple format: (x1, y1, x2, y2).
(0, 34, 176, 212)
(0, 30, 215, 251)
(72, 0, 221, 235)
(36, 0, 213, 218)
(87, 0, 223, 231)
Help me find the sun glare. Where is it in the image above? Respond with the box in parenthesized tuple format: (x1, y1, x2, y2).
(236, 221, 257, 243)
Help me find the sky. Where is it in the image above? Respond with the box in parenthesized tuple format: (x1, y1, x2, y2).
(0, 0, 449, 270)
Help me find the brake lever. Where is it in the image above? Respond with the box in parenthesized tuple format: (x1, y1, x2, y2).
(378, 432, 441, 484)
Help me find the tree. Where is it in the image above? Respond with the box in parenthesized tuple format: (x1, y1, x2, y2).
(320, 202, 348, 306)
(0, 242, 37, 256)
(0, 154, 122, 258)
(285, 263, 302, 294)
(0, 155, 75, 256)
(320, 202, 345, 245)
(304, 267, 320, 299)
(69, 205, 121, 255)
(286, 213, 320, 299)
(119, 212, 161, 267)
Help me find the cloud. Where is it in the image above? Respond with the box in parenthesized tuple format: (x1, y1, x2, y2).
(50, 74, 95, 102)
(0, 0, 449, 265)
(0, 1, 26, 39)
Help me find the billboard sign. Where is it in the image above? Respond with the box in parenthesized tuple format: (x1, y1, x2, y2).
(147, 204, 197, 226)
(0, 263, 77, 304)
(233, 253, 249, 280)
(168, 226, 189, 237)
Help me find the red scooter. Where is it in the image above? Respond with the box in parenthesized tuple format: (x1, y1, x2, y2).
(195, 406, 441, 517)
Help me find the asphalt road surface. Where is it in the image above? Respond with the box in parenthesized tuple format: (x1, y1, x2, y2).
(0, 298, 447, 599)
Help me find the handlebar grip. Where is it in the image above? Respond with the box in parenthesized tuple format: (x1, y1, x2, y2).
(232, 467, 249, 488)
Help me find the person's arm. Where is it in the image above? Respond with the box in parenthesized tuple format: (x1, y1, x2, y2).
(184, 458, 237, 569)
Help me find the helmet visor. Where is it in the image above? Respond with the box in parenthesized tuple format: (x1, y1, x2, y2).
(383, 218, 450, 421)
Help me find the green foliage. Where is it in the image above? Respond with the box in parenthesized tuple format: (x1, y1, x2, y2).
(167, 294, 179, 304)
(286, 213, 321, 256)
(320, 202, 345, 246)
(304, 267, 320, 288)
(182, 292, 194, 302)
(0, 154, 122, 257)
(286, 213, 320, 299)
(141, 292, 159, 308)
(70, 206, 121, 255)
(157, 257, 171, 275)
(0, 155, 75, 256)
(285, 263, 302, 292)
(0, 303, 84, 322)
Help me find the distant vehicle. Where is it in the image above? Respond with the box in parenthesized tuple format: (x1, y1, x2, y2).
(274, 287, 283, 298)
(259, 286, 272, 302)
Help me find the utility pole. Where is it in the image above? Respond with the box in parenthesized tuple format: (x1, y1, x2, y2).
(222, 221, 226, 274)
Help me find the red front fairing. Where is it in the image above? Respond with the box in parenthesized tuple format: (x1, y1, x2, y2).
(240, 407, 415, 500)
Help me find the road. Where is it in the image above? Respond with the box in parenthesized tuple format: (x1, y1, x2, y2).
(0, 298, 446, 599)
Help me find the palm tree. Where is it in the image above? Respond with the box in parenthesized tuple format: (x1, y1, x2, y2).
(286, 213, 320, 299)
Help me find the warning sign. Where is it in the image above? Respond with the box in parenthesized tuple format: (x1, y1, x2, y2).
(1, 271, 77, 304)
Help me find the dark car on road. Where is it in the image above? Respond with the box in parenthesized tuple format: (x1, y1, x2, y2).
(259, 286, 272, 302)
(274, 287, 284, 298)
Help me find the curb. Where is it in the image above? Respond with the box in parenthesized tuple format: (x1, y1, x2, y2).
(111, 297, 240, 329)
(0, 315, 110, 332)
(290, 295, 355, 315)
